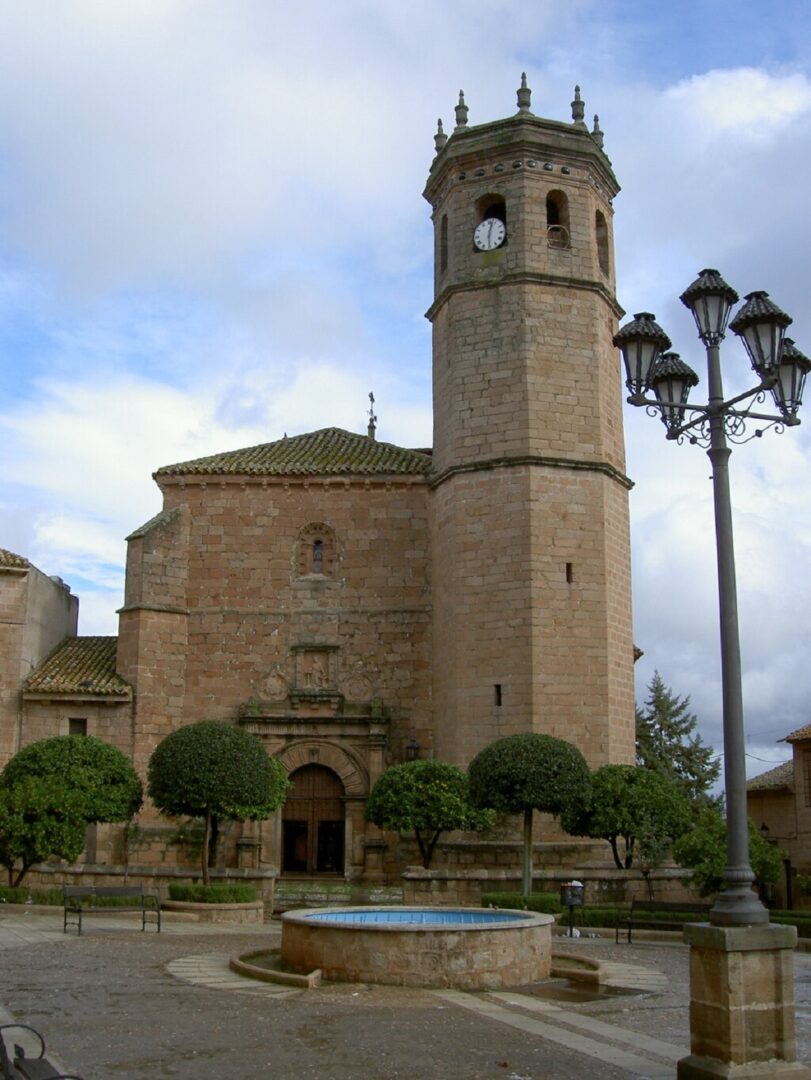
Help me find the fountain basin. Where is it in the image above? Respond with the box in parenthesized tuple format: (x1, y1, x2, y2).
(280, 906, 553, 989)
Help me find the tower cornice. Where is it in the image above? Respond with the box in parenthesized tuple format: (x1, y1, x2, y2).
(423, 114, 620, 208)
(425, 270, 625, 323)
(429, 453, 634, 491)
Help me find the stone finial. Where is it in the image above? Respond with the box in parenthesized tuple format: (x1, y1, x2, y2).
(367, 392, 377, 440)
(571, 85, 586, 127)
(454, 90, 469, 131)
(516, 72, 532, 114)
(592, 114, 604, 149)
(434, 118, 448, 154)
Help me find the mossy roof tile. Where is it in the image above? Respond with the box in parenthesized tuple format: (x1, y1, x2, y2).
(0, 547, 30, 570)
(785, 722, 811, 743)
(25, 636, 131, 697)
(155, 427, 432, 478)
(746, 760, 794, 792)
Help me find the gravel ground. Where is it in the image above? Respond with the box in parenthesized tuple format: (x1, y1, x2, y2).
(1, 918, 809, 1080)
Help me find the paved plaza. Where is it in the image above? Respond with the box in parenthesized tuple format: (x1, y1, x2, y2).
(1, 910, 809, 1079)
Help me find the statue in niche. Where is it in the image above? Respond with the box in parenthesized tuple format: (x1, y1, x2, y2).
(303, 652, 329, 689)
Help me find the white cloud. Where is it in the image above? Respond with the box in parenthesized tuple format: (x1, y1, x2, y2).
(664, 68, 811, 144)
(0, 1, 577, 294)
(2, 4, 810, 769)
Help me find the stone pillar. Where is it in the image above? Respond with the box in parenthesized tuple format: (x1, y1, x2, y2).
(678, 923, 811, 1079)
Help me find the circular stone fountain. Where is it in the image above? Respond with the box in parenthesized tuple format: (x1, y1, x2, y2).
(280, 906, 553, 990)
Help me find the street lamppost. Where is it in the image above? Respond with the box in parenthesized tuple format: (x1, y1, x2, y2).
(614, 269, 811, 928)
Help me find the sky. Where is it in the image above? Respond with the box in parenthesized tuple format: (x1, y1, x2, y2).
(2, 1, 810, 780)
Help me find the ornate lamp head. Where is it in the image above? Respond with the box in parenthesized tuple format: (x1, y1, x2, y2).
(729, 290, 792, 382)
(649, 353, 700, 437)
(680, 269, 739, 346)
(613, 313, 671, 403)
(771, 338, 811, 425)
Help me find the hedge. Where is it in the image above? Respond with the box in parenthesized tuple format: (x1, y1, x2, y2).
(0, 886, 63, 906)
(167, 883, 257, 904)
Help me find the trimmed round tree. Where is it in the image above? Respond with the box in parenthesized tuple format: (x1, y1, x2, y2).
(468, 733, 590, 897)
(365, 759, 495, 869)
(561, 764, 691, 871)
(1, 735, 143, 825)
(147, 721, 289, 883)
(0, 776, 87, 886)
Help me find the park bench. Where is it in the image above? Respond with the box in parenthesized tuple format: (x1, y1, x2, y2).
(615, 899, 713, 943)
(63, 885, 161, 936)
(0, 1022, 84, 1080)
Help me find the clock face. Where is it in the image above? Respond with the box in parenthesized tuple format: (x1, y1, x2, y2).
(474, 216, 506, 251)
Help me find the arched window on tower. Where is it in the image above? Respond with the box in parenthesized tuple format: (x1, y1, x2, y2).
(595, 210, 610, 275)
(546, 191, 570, 249)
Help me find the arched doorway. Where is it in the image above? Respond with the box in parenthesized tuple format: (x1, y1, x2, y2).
(282, 764, 345, 874)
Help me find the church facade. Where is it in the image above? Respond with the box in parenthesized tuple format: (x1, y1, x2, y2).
(1, 80, 636, 885)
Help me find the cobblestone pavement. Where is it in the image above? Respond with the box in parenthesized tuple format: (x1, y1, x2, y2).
(1, 912, 809, 1079)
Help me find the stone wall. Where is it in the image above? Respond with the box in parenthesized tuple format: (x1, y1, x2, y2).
(19, 699, 133, 757)
(121, 474, 432, 803)
(402, 865, 703, 907)
(793, 745, 811, 871)
(20, 863, 277, 916)
(0, 562, 77, 767)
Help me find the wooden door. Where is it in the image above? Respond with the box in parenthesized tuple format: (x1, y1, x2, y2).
(282, 765, 345, 874)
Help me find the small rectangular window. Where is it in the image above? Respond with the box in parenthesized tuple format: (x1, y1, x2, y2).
(494, 684, 502, 707)
(69, 718, 87, 736)
(566, 562, 573, 583)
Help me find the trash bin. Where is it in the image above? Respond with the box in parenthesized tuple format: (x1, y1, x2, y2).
(560, 880, 585, 936)
(560, 882, 585, 909)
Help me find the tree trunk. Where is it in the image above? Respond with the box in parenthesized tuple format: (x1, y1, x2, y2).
(202, 808, 211, 886)
(12, 862, 30, 888)
(208, 816, 219, 870)
(610, 836, 623, 870)
(522, 808, 534, 898)
(415, 829, 429, 868)
(415, 829, 444, 869)
(624, 836, 634, 870)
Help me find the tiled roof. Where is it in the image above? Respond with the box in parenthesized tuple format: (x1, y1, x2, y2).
(0, 547, 30, 570)
(24, 637, 131, 698)
(785, 722, 811, 742)
(746, 760, 794, 792)
(155, 428, 433, 479)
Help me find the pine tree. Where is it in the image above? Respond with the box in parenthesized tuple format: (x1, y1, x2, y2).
(636, 672, 721, 807)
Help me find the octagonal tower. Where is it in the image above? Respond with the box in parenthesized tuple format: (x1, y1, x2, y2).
(425, 80, 635, 768)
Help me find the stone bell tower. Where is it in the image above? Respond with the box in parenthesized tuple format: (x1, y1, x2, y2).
(425, 78, 635, 768)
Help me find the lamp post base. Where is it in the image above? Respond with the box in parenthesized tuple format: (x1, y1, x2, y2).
(677, 923, 810, 1080)
(678, 1059, 811, 1079)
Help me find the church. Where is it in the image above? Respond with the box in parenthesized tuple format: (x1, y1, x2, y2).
(0, 78, 636, 888)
